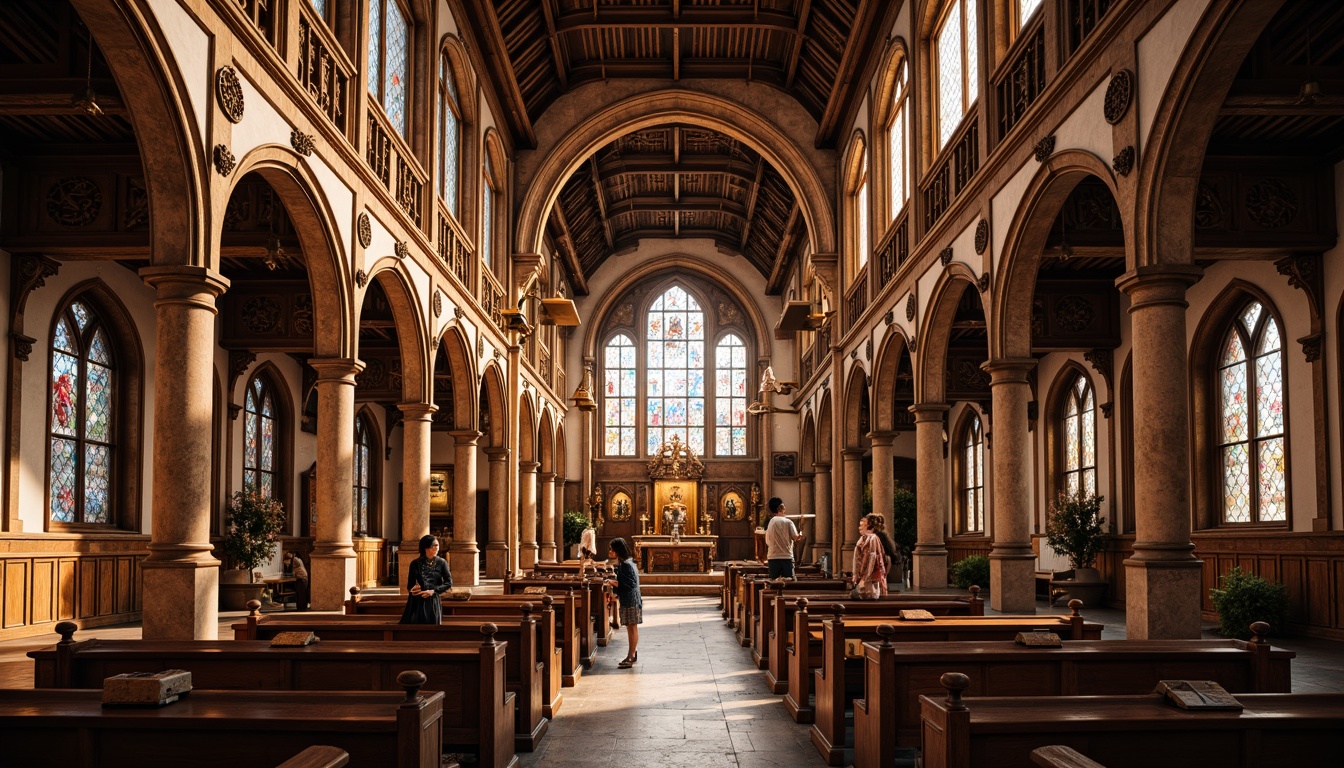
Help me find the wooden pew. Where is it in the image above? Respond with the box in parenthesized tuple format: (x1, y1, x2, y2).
(1031, 746, 1107, 768)
(0, 670, 445, 768)
(345, 588, 565, 717)
(722, 561, 768, 622)
(849, 621, 1296, 768)
(504, 575, 600, 675)
(29, 622, 517, 768)
(275, 746, 350, 768)
(737, 576, 849, 648)
(763, 591, 984, 694)
(920, 673, 1344, 768)
(786, 602, 1103, 725)
(516, 565, 617, 648)
(231, 603, 547, 751)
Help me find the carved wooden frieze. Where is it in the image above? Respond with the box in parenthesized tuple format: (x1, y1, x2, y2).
(219, 280, 320, 350)
(1193, 158, 1332, 250)
(1029, 280, 1121, 351)
(355, 352, 404, 402)
(945, 349, 991, 400)
(45, 177, 102, 227)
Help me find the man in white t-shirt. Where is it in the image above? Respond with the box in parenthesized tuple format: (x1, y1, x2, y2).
(764, 497, 805, 579)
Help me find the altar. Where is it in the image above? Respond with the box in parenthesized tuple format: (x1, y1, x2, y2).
(632, 535, 718, 573)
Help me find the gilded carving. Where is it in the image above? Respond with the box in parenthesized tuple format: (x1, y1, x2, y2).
(357, 212, 373, 247)
(1245, 179, 1297, 229)
(216, 66, 245, 123)
(241, 296, 282, 334)
(45, 177, 102, 227)
(213, 144, 236, 177)
(1102, 69, 1133, 124)
(290, 128, 315, 156)
(974, 219, 989, 255)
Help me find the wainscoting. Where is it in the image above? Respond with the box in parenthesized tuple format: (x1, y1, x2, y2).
(0, 533, 149, 642)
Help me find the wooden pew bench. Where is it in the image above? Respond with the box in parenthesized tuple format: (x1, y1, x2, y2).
(514, 567, 617, 648)
(231, 605, 547, 751)
(29, 622, 516, 768)
(503, 576, 600, 675)
(787, 603, 1103, 725)
(737, 576, 849, 648)
(0, 671, 445, 768)
(920, 674, 1344, 768)
(722, 562, 769, 621)
(849, 621, 1295, 768)
(274, 746, 350, 768)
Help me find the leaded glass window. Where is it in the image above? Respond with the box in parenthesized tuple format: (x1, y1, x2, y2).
(368, 0, 410, 137)
(856, 156, 870, 269)
(888, 60, 910, 218)
(49, 300, 115, 525)
(604, 334, 638, 457)
(353, 414, 373, 535)
(1018, 0, 1043, 28)
(438, 52, 461, 216)
(1217, 301, 1286, 524)
(244, 374, 279, 498)
(936, 0, 979, 149)
(482, 161, 495, 269)
(310, 0, 327, 19)
(715, 334, 748, 457)
(960, 414, 984, 533)
(1062, 373, 1097, 497)
(646, 286, 706, 456)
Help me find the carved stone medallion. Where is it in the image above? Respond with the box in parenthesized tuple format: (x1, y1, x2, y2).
(1103, 69, 1133, 125)
(355, 269, 368, 288)
(45, 177, 102, 227)
(905, 293, 916, 322)
(241, 296, 282, 333)
(290, 128, 315, 156)
(432, 290, 443, 318)
(213, 144, 236, 177)
(395, 240, 410, 260)
(974, 219, 989, 254)
(1033, 135, 1056, 163)
(1112, 146, 1135, 177)
(1245, 179, 1298, 229)
(939, 246, 953, 266)
(977, 273, 990, 293)
(357, 212, 373, 247)
(216, 66, 245, 124)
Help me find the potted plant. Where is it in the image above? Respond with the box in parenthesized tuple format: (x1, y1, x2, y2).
(1210, 566, 1289, 639)
(562, 509, 590, 560)
(890, 486, 917, 587)
(1045, 491, 1109, 606)
(219, 490, 287, 610)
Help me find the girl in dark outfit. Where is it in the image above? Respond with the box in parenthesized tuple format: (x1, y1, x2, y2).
(400, 535, 452, 624)
(604, 537, 642, 668)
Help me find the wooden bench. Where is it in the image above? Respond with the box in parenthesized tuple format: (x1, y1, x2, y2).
(737, 576, 849, 648)
(787, 603, 1103, 725)
(722, 561, 769, 621)
(274, 746, 350, 768)
(523, 565, 618, 647)
(0, 671, 444, 768)
(1031, 746, 1107, 768)
(503, 575, 600, 675)
(849, 621, 1296, 768)
(920, 673, 1344, 768)
(231, 604, 547, 751)
(345, 588, 566, 717)
(763, 591, 984, 694)
(29, 622, 516, 768)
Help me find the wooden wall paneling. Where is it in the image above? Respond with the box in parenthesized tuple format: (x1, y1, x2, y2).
(5, 560, 27, 628)
(79, 560, 97, 618)
(1306, 559, 1330, 627)
(1280, 557, 1305, 624)
(32, 559, 55, 624)
(98, 558, 114, 616)
(58, 558, 76, 620)
(116, 557, 133, 614)
(1334, 560, 1344, 631)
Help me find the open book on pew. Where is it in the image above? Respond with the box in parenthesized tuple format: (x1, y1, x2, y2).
(1155, 680, 1244, 711)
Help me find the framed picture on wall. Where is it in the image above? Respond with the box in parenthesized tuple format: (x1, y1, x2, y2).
(772, 452, 797, 478)
(429, 465, 453, 540)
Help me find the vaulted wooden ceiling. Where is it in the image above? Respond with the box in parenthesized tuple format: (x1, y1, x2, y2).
(545, 124, 805, 289)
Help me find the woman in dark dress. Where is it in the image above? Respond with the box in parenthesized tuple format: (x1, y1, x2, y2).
(603, 537, 642, 668)
(400, 535, 452, 624)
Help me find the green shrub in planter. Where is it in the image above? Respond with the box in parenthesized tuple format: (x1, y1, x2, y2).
(1210, 566, 1288, 640)
(562, 509, 591, 549)
(951, 554, 990, 590)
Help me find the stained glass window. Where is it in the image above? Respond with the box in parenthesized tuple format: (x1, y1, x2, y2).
(936, 0, 979, 149)
(1218, 301, 1286, 523)
(353, 414, 374, 536)
(368, 0, 410, 137)
(888, 60, 909, 218)
(48, 300, 115, 525)
(438, 51, 461, 216)
(1061, 373, 1097, 498)
(960, 414, 984, 533)
(243, 374, 279, 499)
(855, 157, 870, 269)
(715, 334, 748, 457)
(646, 285, 706, 455)
(604, 334, 638, 456)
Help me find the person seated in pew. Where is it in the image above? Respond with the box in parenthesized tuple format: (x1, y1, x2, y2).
(282, 551, 310, 611)
(401, 535, 452, 624)
(850, 514, 887, 600)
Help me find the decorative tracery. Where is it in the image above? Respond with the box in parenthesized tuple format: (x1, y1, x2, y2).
(243, 373, 279, 498)
(1217, 301, 1286, 524)
(48, 299, 116, 525)
(1061, 373, 1097, 497)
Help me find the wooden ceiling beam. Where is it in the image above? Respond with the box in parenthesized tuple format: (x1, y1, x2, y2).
(606, 199, 750, 218)
(548, 204, 591, 295)
(594, 154, 760, 182)
(739, 156, 766, 249)
(0, 79, 126, 115)
(588, 156, 615, 250)
(816, 0, 897, 146)
(462, 0, 537, 147)
(784, 0, 813, 89)
(1220, 93, 1344, 116)
(766, 203, 801, 295)
(553, 8, 800, 33)
(538, 0, 570, 91)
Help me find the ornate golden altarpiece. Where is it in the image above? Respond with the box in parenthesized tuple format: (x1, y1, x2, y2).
(633, 436, 717, 573)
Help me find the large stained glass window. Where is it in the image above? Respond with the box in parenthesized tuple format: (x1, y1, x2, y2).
(368, 0, 410, 137)
(887, 59, 910, 218)
(353, 414, 373, 535)
(1218, 301, 1286, 524)
(1062, 373, 1097, 497)
(960, 414, 984, 533)
(715, 334, 748, 457)
(438, 51, 461, 216)
(243, 374, 279, 498)
(646, 286, 706, 455)
(49, 300, 115, 525)
(603, 334, 638, 457)
(936, 0, 979, 149)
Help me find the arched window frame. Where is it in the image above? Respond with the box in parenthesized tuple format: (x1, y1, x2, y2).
(353, 410, 381, 537)
(934, 0, 980, 150)
(1057, 370, 1098, 499)
(437, 48, 463, 216)
(713, 331, 750, 457)
(47, 298, 118, 528)
(843, 133, 870, 279)
(242, 371, 284, 500)
(481, 133, 506, 274)
(367, 0, 412, 138)
(602, 332, 638, 457)
(1215, 300, 1287, 525)
(883, 56, 910, 222)
(955, 409, 985, 534)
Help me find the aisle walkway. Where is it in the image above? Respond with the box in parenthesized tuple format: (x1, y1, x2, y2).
(519, 596, 815, 768)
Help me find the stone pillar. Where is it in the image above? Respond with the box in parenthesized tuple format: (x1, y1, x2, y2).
(1118, 266, 1204, 639)
(484, 448, 510, 578)
(518, 460, 540, 568)
(138, 267, 228, 640)
(812, 464, 832, 563)
(869, 432, 895, 534)
(797, 473, 816, 555)
(397, 402, 436, 595)
(910, 403, 950, 589)
(553, 475, 567, 551)
(308, 357, 364, 611)
(983, 359, 1038, 612)
(539, 472, 558, 562)
(841, 448, 864, 571)
(450, 430, 481, 586)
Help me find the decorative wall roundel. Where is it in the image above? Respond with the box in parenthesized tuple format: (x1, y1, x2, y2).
(432, 290, 443, 318)
(974, 219, 989, 255)
(216, 66, 245, 124)
(905, 293, 916, 322)
(357, 212, 373, 247)
(241, 296, 282, 333)
(45, 176, 102, 227)
(1103, 69, 1133, 125)
(1054, 295, 1095, 333)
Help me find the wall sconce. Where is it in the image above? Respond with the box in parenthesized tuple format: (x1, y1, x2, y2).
(570, 362, 597, 412)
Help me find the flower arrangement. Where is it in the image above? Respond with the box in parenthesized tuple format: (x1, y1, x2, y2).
(223, 490, 287, 580)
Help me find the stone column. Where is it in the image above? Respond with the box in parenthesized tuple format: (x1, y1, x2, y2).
(841, 448, 864, 571)
(397, 402, 436, 595)
(983, 359, 1038, 612)
(539, 472, 558, 562)
(910, 403, 950, 589)
(308, 357, 364, 611)
(139, 266, 228, 640)
(553, 475, 568, 551)
(484, 447, 510, 578)
(518, 460, 540, 568)
(869, 432, 895, 534)
(812, 463, 832, 563)
(450, 430, 481, 586)
(797, 473, 816, 555)
(1117, 266, 1204, 639)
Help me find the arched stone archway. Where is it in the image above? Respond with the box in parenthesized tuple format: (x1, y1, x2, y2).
(538, 409, 558, 562)
(840, 367, 871, 569)
(815, 393, 835, 564)
(478, 362, 509, 578)
(517, 395, 539, 569)
(870, 330, 914, 539)
(366, 260, 431, 405)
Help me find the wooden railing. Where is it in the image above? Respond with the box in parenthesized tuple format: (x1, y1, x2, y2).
(801, 342, 815, 383)
(922, 114, 979, 233)
(540, 350, 553, 390)
(296, 6, 352, 136)
(845, 268, 869, 332)
(437, 205, 475, 293)
(814, 324, 831, 376)
(874, 209, 910, 291)
(238, 0, 279, 49)
(1066, 0, 1116, 58)
(480, 271, 506, 334)
(995, 17, 1047, 141)
(366, 108, 426, 230)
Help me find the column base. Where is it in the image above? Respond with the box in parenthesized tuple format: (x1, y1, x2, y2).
(989, 552, 1036, 613)
(913, 547, 948, 589)
(1125, 558, 1203, 639)
(310, 553, 356, 611)
(539, 543, 557, 563)
(485, 543, 510, 579)
(140, 560, 219, 640)
(449, 541, 480, 587)
(520, 543, 540, 570)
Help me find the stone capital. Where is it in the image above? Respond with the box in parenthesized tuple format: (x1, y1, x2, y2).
(841, 448, 865, 460)
(812, 462, 832, 473)
(484, 447, 510, 461)
(511, 253, 544, 293)
(908, 402, 950, 422)
(397, 402, 438, 420)
(139, 265, 229, 310)
(519, 460, 541, 472)
(797, 472, 816, 482)
(867, 431, 895, 447)
(1115, 265, 1203, 309)
(539, 472, 558, 482)
(981, 357, 1036, 385)
(450, 429, 482, 446)
(309, 357, 365, 384)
